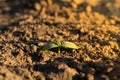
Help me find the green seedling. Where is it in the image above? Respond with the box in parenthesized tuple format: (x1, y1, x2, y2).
(42, 40, 79, 55)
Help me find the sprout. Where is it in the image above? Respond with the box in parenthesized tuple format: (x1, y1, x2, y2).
(42, 40, 79, 55)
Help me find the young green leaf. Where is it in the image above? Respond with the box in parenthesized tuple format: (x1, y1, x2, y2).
(42, 42, 58, 51)
(57, 40, 61, 47)
(61, 41, 79, 49)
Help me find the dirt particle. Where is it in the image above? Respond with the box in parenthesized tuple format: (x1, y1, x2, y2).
(86, 5, 92, 13)
(106, 67, 113, 73)
(79, 72, 85, 78)
(34, 2, 41, 11)
(100, 75, 109, 80)
(31, 45, 37, 53)
(86, 73, 94, 80)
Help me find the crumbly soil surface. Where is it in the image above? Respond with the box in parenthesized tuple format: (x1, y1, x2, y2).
(0, 0, 120, 80)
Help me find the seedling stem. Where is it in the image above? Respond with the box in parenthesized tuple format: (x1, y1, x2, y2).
(57, 40, 61, 55)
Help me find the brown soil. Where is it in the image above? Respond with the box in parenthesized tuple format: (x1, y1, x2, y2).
(0, 0, 120, 80)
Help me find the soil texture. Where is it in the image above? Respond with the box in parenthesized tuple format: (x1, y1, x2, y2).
(0, 0, 120, 80)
